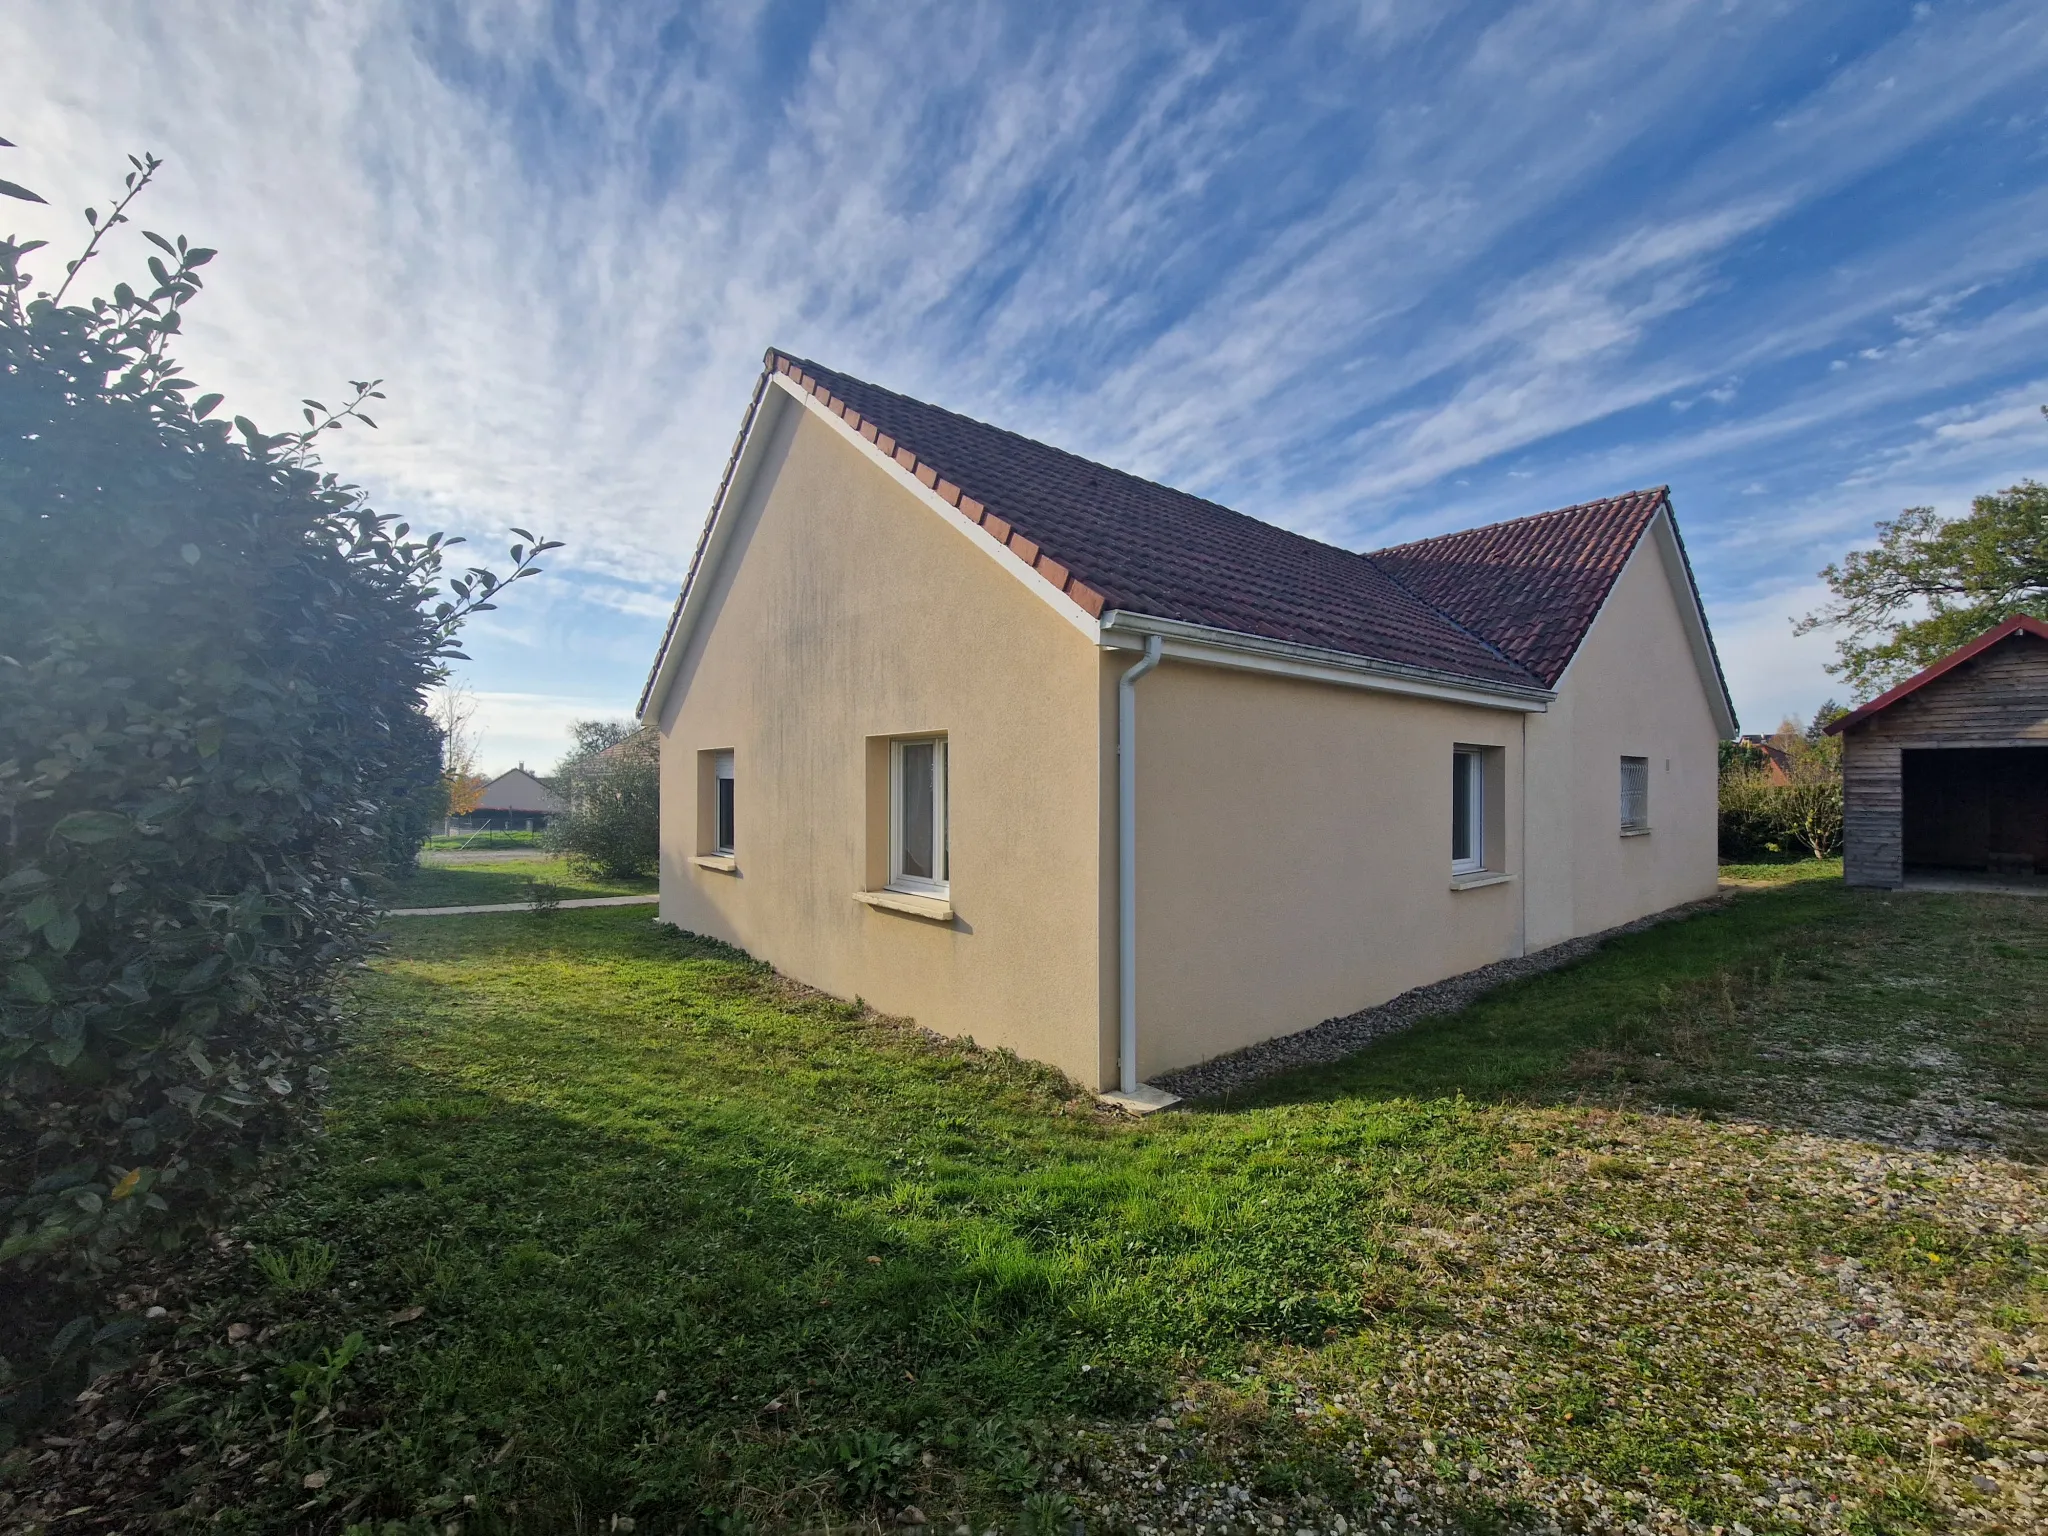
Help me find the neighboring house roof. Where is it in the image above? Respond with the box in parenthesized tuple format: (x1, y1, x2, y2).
(1824, 614, 2048, 735)
(474, 767, 564, 815)
(641, 350, 1735, 724)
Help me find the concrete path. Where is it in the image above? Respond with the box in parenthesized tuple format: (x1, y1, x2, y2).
(386, 894, 660, 917)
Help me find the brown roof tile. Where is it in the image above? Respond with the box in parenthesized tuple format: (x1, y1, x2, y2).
(1369, 489, 1671, 687)
(642, 349, 1717, 714)
(768, 351, 1539, 690)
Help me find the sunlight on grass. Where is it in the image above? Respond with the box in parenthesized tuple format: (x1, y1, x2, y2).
(375, 857, 655, 908)
(119, 889, 2046, 1533)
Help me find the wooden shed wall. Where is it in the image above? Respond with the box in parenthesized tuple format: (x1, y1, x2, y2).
(1840, 632, 2048, 886)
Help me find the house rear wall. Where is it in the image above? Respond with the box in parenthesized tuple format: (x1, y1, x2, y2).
(1524, 528, 1723, 946)
(1121, 522, 1722, 1081)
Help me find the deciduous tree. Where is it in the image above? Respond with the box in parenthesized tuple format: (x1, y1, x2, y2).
(1797, 479, 2048, 695)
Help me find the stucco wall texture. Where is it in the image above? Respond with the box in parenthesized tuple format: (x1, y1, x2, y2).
(657, 399, 1723, 1092)
(656, 404, 1109, 1087)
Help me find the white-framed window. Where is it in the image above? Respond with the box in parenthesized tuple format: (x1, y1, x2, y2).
(1452, 747, 1485, 874)
(1620, 755, 1650, 833)
(889, 737, 948, 896)
(713, 751, 735, 854)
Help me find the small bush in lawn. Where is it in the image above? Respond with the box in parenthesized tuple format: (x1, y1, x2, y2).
(0, 149, 555, 1417)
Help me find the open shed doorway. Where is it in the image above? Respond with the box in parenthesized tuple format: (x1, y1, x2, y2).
(1901, 747, 2048, 877)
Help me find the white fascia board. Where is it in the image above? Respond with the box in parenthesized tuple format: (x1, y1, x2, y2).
(775, 376, 1107, 643)
(1098, 611, 1554, 712)
(1646, 505, 1740, 738)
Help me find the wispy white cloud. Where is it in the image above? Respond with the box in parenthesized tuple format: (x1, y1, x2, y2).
(4, 0, 2044, 748)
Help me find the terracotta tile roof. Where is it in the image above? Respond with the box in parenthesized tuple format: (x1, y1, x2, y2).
(766, 352, 1540, 690)
(644, 349, 1708, 711)
(1368, 489, 1672, 687)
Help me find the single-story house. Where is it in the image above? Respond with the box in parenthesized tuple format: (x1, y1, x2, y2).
(465, 766, 564, 832)
(640, 351, 1737, 1105)
(1824, 614, 2048, 887)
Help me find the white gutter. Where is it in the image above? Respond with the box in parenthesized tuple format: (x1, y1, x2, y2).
(1098, 611, 1553, 713)
(1106, 635, 1176, 1113)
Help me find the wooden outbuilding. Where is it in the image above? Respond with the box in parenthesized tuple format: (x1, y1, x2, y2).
(1825, 615, 2048, 887)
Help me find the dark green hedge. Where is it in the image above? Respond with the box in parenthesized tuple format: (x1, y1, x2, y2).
(0, 163, 552, 1405)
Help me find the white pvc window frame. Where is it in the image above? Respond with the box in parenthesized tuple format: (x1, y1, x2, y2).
(889, 736, 949, 897)
(1620, 755, 1650, 833)
(1452, 746, 1485, 875)
(712, 751, 735, 855)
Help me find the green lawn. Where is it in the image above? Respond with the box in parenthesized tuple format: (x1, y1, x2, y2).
(377, 857, 656, 909)
(423, 831, 545, 851)
(19, 885, 2045, 1534)
(1717, 855, 1843, 883)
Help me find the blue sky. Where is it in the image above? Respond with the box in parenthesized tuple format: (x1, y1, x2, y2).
(7, 0, 2046, 773)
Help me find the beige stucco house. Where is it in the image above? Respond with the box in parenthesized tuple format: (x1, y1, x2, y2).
(640, 351, 1738, 1107)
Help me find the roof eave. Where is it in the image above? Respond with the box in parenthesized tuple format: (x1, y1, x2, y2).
(1649, 497, 1740, 738)
(1824, 613, 2048, 734)
(1099, 610, 1555, 711)
(638, 358, 782, 721)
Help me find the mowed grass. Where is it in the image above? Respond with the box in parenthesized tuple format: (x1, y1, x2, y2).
(422, 832, 545, 851)
(376, 857, 656, 909)
(1716, 855, 1844, 884)
(66, 883, 2047, 1534)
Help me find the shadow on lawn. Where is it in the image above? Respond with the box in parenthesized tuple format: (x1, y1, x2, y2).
(62, 897, 2044, 1532)
(122, 915, 1550, 1532)
(142, 1055, 1149, 1531)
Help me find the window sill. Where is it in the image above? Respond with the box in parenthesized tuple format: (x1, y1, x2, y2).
(691, 854, 739, 873)
(1449, 870, 1514, 891)
(853, 888, 954, 923)
(1620, 827, 1653, 839)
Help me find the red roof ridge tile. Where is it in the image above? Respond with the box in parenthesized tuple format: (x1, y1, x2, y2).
(1367, 487, 1671, 559)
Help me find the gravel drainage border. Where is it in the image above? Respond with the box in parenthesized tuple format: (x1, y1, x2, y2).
(1153, 891, 1733, 1101)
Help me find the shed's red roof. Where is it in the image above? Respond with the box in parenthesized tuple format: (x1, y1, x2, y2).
(1823, 614, 2048, 734)
(642, 349, 1717, 710)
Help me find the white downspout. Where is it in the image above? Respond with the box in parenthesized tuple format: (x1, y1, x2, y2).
(1117, 636, 1164, 1097)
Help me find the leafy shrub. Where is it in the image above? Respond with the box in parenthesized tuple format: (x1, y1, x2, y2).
(0, 154, 555, 1336)
(545, 726, 659, 879)
(1718, 723, 1844, 862)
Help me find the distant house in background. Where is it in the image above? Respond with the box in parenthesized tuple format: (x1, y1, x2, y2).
(1827, 614, 2048, 887)
(1734, 733, 1795, 784)
(461, 766, 564, 832)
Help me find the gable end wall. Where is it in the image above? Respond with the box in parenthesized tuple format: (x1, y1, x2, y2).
(654, 405, 1110, 1083)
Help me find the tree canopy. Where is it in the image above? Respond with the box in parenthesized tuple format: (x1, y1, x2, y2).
(1798, 478, 2048, 696)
